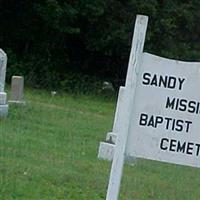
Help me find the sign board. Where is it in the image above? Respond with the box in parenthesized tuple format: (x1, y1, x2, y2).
(126, 52, 200, 168)
(105, 14, 200, 200)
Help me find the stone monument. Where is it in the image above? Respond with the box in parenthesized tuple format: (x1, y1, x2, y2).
(0, 49, 8, 117)
(9, 76, 25, 105)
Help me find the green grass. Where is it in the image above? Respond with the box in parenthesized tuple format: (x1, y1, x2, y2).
(1, 88, 200, 199)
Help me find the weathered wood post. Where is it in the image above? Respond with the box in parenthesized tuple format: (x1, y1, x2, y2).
(106, 15, 148, 200)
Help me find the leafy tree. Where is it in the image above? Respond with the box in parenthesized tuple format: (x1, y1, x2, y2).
(1, 0, 200, 90)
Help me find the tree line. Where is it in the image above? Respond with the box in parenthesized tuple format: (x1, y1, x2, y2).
(1, 0, 200, 92)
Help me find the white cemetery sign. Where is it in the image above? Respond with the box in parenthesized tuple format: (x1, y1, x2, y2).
(105, 15, 200, 200)
(126, 53, 200, 167)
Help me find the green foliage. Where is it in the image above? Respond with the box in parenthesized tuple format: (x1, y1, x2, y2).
(146, 0, 200, 61)
(6, 49, 25, 79)
(60, 72, 103, 95)
(6, 52, 60, 90)
(1, 89, 115, 199)
(1, 1, 200, 90)
(2, 89, 200, 199)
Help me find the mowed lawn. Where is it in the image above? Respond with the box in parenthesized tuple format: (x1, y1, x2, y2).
(1, 89, 200, 200)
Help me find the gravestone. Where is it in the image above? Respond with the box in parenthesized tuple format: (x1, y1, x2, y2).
(0, 49, 8, 117)
(9, 76, 25, 105)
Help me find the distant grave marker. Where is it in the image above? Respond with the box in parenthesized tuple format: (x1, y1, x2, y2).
(9, 76, 25, 105)
(0, 49, 8, 117)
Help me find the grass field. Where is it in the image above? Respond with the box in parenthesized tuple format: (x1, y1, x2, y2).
(1, 88, 200, 200)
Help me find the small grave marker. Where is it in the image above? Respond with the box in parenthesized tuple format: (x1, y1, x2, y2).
(9, 76, 25, 105)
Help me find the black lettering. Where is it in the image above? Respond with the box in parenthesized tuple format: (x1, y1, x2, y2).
(171, 119, 176, 131)
(196, 144, 200, 156)
(160, 138, 169, 150)
(159, 76, 168, 88)
(155, 116, 163, 127)
(168, 76, 176, 89)
(150, 74, 158, 86)
(196, 102, 200, 114)
(188, 101, 196, 113)
(178, 78, 185, 90)
(166, 97, 175, 109)
(175, 98, 180, 110)
(185, 121, 192, 133)
(175, 120, 184, 132)
(186, 142, 194, 155)
(139, 113, 148, 126)
(169, 139, 177, 151)
(179, 99, 187, 111)
(165, 117, 172, 130)
(147, 115, 155, 127)
(142, 73, 151, 85)
(177, 141, 186, 153)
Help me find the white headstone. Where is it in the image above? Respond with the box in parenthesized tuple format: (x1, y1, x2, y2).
(0, 49, 7, 92)
(0, 49, 8, 117)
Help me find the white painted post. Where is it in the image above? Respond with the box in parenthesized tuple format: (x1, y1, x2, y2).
(106, 88, 133, 200)
(106, 15, 148, 200)
(125, 15, 148, 88)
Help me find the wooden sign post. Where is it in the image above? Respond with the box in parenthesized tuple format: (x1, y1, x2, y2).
(106, 15, 148, 200)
